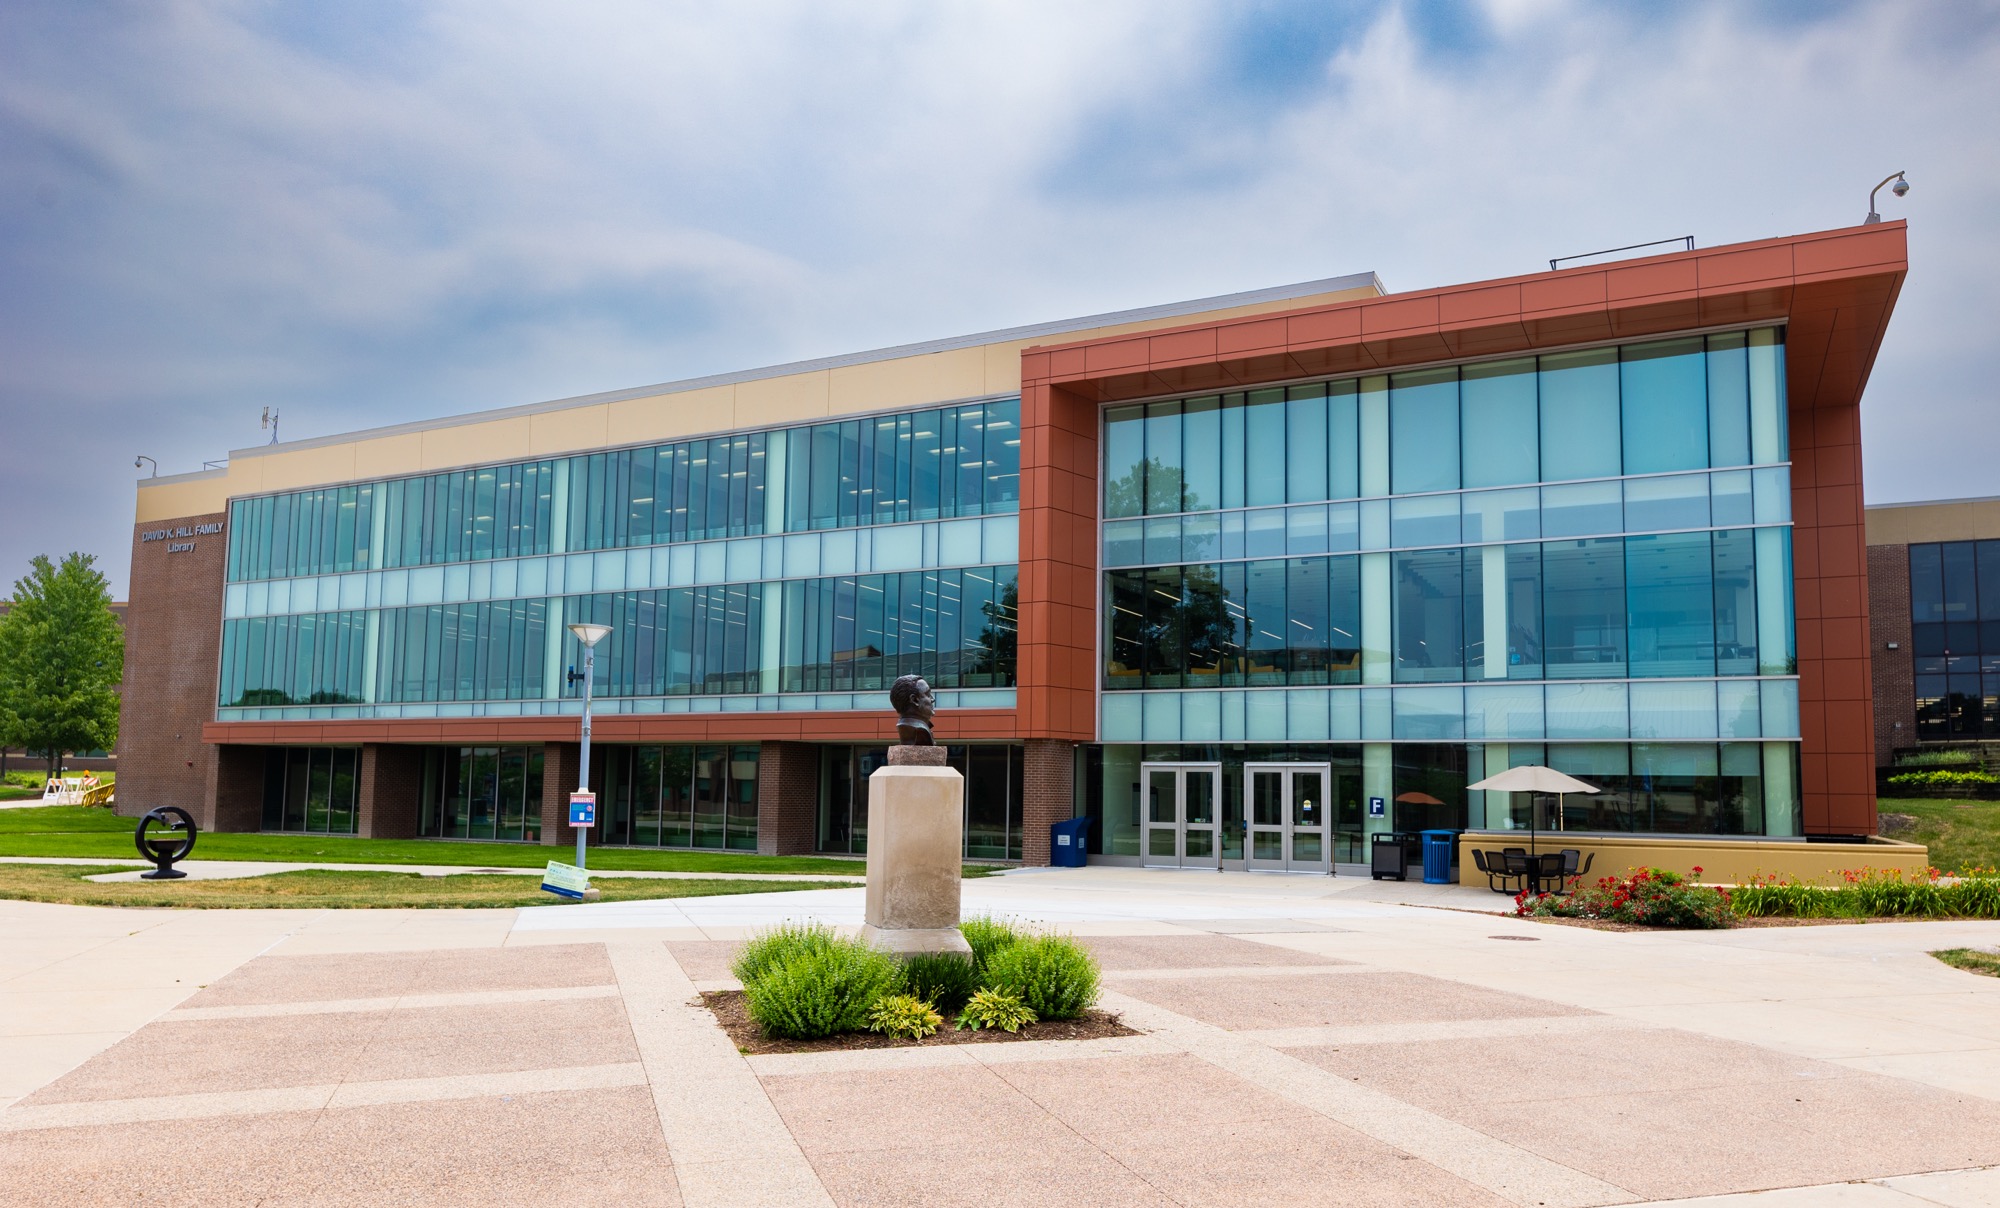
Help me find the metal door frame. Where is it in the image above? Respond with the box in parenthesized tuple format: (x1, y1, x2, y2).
(1243, 762, 1333, 874)
(1139, 762, 1222, 869)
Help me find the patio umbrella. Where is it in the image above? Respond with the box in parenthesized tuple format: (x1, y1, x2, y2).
(1465, 765, 1600, 857)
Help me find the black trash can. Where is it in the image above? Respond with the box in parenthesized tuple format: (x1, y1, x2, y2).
(1370, 832, 1417, 881)
(1050, 817, 1093, 868)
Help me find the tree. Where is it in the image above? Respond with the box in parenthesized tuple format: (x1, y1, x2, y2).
(0, 553, 124, 779)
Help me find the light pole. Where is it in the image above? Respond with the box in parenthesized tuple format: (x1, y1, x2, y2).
(566, 622, 612, 870)
(1863, 171, 1909, 225)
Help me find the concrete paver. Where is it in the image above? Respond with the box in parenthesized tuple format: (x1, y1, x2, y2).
(0, 865, 1997, 1205)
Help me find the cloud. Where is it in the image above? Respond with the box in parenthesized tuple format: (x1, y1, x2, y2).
(0, 0, 1995, 598)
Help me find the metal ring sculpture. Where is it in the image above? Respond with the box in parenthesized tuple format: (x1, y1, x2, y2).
(134, 807, 199, 880)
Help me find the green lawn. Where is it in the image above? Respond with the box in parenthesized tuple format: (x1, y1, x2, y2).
(0, 806, 1000, 877)
(1932, 948, 2000, 978)
(1883, 798, 2000, 874)
(0, 786, 40, 802)
(0, 862, 856, 909)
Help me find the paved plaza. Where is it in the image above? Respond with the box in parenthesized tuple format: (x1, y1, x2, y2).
(2, 867, 1999, 1206)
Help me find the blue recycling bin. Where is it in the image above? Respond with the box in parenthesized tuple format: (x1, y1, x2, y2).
(1050, 817, 1094, 868)
(1420, 829, 1458, 885)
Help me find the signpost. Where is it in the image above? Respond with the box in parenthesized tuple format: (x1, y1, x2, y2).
(543, 621, 611, 902)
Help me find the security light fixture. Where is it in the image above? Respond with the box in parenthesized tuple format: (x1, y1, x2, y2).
(1864, 172, 1909, 224)
(567, 622, 612, 647)
(134, 455, 157, 477)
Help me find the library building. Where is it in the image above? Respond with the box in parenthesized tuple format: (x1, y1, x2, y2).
(118, 222, 1907, 871)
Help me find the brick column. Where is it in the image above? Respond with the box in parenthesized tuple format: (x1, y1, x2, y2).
(203, 744, 265, 832)
(1867, 544, 1914, 770)
(1020, 739, 1073, 865)
(540, 742, 580, 847)
(357, 745, 424, 839)
(756, 741, 820, 855)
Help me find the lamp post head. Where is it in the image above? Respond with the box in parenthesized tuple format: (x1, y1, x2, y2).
(566, 622, 612, 648)
(1892, 176, 1910, 198)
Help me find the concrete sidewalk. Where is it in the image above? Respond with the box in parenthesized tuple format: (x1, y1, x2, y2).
(2, 866, 1997, 1206)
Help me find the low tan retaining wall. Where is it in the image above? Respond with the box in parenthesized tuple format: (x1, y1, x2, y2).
(1456, 832, 1931, 888)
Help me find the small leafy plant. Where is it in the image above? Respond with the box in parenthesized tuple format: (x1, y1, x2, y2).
(982, 934, 1101, 1019)
(737, 930, 901, 1040)
(1886, 770, 1999, 788)
(899, 951, 979, 1012)
(1733, 866, 2000, 920)
(1517, 866, 1733, 929)
(865, 994, 944, 1040)
(955, 988, 1037, 1033)
(730, 922, 841, 986)
(959, 915, 1025, 975)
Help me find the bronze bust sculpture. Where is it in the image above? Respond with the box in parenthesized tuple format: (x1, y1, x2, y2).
(890, 674, 936, 745)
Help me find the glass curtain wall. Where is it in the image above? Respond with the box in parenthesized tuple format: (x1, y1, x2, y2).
(590, 744, 757, 849)
(417, 746, 545, 841)
(1103, 331, 1777, 518)
(1104, 534, 1780, 689)
(225, 401, 1021, 583)
(820, 744, 1024, 859)
(1910, 540, 2000, 738)
(259, 747, 359, 833)
(379, 462, 557, 568)
(378, 599, 549, 703)
(220, 612, 370, 706)
(228, 485, 376, 581)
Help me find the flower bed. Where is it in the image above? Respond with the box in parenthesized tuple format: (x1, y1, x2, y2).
(710, 917, 1131, 1052)
(1732, 866, 2000, 919)
(1515, 866, 1733, 928)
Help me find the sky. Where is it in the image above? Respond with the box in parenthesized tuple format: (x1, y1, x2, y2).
(2, 0, 1995, 599)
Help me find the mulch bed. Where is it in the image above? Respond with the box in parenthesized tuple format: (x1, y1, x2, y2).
(701, 990, 1140, 1055)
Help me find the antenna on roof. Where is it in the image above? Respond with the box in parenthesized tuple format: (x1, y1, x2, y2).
(261, 407, 280, 445)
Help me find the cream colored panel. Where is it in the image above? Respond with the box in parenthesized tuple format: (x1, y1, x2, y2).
(605, 385, 737, 446)
(1867, 500, 2000, 546)
(529, 403, 610, 456)
(734, 370, 831, 429)
(984, 340, 1030, 393)
(348, 432, 425, 479)
(827, 347, 988, 416)
(249, 444, 361, 494)
(134, 476, 233, 523)
(420, 415, 533, 470)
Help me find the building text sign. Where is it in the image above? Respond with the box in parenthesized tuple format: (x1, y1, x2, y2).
(142, 520, 225, 555)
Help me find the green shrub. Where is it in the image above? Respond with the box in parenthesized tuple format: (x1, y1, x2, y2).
(740, 940, 901, 1040)
(955, 988, 1037, 1033)
(1887, 770, 1999, 788)
(1894, 749, 1980, 768)
(959, 915, 1025, 975)
(1518, 867, 1733, 929)
(1733, 867, 2000, 920)
(730, 922, 841, 987)
(865, 994, 943, 1040)
(1, 772, 47, 789)
(899, 951, 979, 1012)
(982, 934, 1101, 1019)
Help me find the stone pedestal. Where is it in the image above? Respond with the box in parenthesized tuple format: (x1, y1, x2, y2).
(859, 748, 972, 956)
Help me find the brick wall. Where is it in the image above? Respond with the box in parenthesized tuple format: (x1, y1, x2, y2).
(1020, 738, 1074, 865)
(757, 741, 820, 855)
(1868, 544, 1915, 767)
(203, 744, 264, 832)
(358, 744, 425, 838)
(540, 742, 580, 847)
(116, 512, 228, 820)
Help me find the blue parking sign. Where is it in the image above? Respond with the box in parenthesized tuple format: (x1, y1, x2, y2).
(569, 791, 596, 827)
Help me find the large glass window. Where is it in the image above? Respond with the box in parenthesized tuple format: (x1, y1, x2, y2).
(418, 746, 544, 841)
(259, 747, 359, 834)
(1539, 348, 1621, 482)
(1620, 338, 1709, 474)
(590, 743, 754, 849)
(1910, 539, 2000, 739)
(219, 611, 369, 707)
(1389, 367, 1460, 494)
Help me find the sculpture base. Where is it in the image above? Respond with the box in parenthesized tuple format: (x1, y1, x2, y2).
(863, 764, 966, 956)
(858, 925, 973, 956)
(887, 744, 946, 766)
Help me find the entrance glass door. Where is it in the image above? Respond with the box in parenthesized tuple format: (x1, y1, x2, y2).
(1244, 763, 1331, 873)
(1140, 763, 1222, 869)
